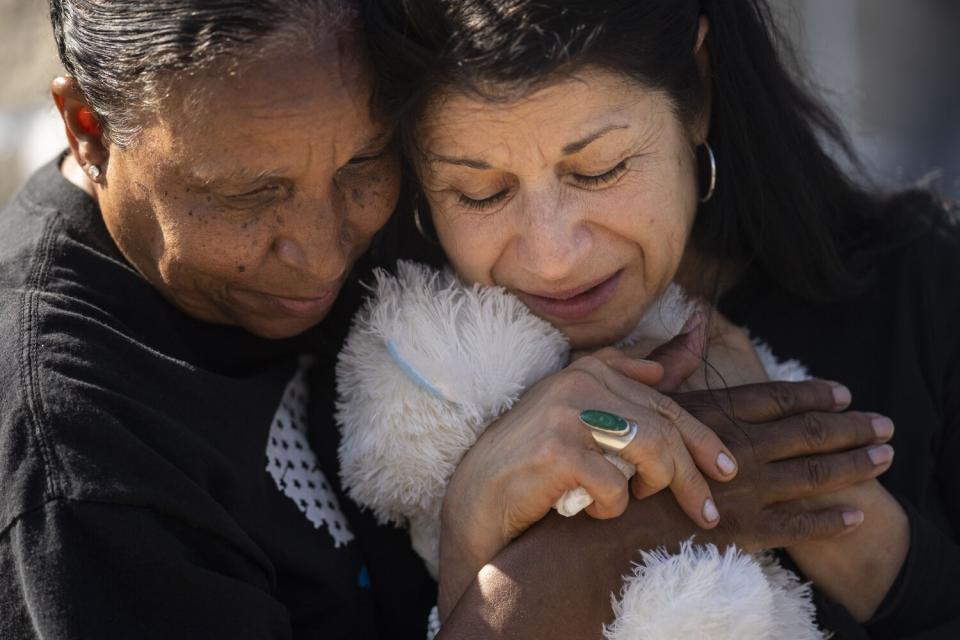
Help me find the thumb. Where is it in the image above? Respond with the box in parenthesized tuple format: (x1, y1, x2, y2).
(646, 312, 706, 392)
(606, 357, 664, 386)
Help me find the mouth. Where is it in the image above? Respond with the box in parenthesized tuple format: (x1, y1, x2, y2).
(234, 281, 345, 320)
(515, 269, 624, 322)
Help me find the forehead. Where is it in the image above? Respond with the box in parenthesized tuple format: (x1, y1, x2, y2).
(140, 32, 379, 177)
(419, 69, 672, 158)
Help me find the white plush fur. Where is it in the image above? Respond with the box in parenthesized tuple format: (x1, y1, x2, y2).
(604, 542, 821, 640)
(336, 260, 824, 638)
(336, 261, 568, 574)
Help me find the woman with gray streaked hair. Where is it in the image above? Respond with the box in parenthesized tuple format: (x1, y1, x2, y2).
(0, 1, 889, 638)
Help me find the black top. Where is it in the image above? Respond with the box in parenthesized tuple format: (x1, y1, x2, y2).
(0, 157, 440, 639)
(2, 157, 956, 640)
(721, 194, 960, 639)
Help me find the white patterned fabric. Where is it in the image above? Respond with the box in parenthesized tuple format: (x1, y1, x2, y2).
(426, 606, 441, 639)
(266, 357, 354, 548)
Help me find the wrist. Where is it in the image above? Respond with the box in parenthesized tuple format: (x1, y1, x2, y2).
(437, 489, 510, 618)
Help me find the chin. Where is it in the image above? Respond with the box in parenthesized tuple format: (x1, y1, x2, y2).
(562, 321, 637, 351)
(240, 315, 323, 340)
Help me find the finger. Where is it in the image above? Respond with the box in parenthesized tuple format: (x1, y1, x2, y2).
(761, 505, 865, 547)
(568, 448, 631, 520)
(649, 394, 739, 482)
(752, 411, 894, 462)
(607, 357, 664, 387)
(765, 444, 894, 501)
(645, 314, 706, 392)
(721, 380, 852, 423)
(595, 368, 739, 482)
(586, 347, 665, 387)
(616, 409, 720, 529)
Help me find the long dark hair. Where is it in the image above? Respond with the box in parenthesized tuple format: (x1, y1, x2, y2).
(363, 0, 884, 302)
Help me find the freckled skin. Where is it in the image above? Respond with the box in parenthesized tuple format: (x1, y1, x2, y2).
(86, 31, 399, 339)
(417, 68, 708, 349)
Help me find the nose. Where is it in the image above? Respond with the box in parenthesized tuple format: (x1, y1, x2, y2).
(515, 188, 591, 282)
(273, 191, 350, 285)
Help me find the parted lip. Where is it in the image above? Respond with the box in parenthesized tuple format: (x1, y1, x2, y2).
(517, 270, 622, 301)
(234, 279, 345, 319)
(513, 269, 624, 322)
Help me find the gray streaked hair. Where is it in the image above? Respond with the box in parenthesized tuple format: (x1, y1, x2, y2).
(49, 0, 357, 147)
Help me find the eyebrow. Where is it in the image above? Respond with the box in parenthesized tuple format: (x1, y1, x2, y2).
(189, 166, 288, 188)
(429, 123, 632, 170)
(561, 124, 630, 155)
(356, 131, 393, 154)
(428, 154, 492, 170)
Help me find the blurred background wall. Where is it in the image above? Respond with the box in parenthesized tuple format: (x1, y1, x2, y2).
(1, 0, 958, 205)
(0, 0, 65, 204)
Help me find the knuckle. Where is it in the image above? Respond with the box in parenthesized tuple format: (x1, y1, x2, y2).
(645, 416, 676, 450)
(592, 347, 623, 362)
(800, 413, 830, 449)
(593, 479, 626, 507)
(557, 367, 600, 393)
(790, 513, 823, 540)
(676, 463, 706, 492)
(803, 457, 832, 489)
(768, 383, 798, 416)
(533, 438, 567, 469)
(719, 509, 741, 536)
(543, 403, 576, 428)
(653, 395, 684, 424)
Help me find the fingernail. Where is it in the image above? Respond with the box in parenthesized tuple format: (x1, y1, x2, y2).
(870, 414, 895, 440)
(825, 381, 851, 409)
(716, 452, 737, 475)
(868, 444, 894, 466)
(702, 498, 719, 522)
(842, 510, 864, 527)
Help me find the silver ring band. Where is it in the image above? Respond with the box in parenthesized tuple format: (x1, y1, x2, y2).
(589, 420, 638, 453)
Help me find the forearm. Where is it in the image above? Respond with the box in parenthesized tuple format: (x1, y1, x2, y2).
(786, 481, 909, 621)
(439, 494, 683, 639)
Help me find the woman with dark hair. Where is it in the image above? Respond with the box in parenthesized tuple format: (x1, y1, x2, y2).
(0, 1, 446, 637)
(361, 0, 960, 638)
(0, 0, 909, 638)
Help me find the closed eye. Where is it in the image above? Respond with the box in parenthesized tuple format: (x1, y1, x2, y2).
(222, 183, 290, 209)
(572, 160, 628, 188)
(457, 189, 510, 212)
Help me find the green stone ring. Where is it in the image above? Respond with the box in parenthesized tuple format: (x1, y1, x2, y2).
(579, 409, 639, 453)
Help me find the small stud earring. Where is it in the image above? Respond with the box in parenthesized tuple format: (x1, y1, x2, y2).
(87, 165, 101, 180)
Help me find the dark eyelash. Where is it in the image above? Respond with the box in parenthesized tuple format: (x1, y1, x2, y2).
(457, 189, 510, 211)
(234, 185, 277, 198)
(347, 140, 395, 166)
(574, 160, 628, 187)
(347, 151, 385, 165)
(221, 184, 289, 210)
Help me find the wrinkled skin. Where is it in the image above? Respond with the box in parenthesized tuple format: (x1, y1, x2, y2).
(54, 28, 400, 339)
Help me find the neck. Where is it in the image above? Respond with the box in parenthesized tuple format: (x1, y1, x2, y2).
(673, 244, 742, 303)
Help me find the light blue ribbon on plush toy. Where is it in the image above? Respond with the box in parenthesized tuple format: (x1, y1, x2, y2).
(385, 339, 447, 400)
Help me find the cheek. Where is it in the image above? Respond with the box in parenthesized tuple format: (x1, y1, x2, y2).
(152, 205, 271, 284)
(617, 154, 698, 263)
(431, 207, 507, 286)
(344, 161, 401, 238)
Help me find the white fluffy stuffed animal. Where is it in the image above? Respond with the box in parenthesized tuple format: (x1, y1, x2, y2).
(336, 260, 823, 640)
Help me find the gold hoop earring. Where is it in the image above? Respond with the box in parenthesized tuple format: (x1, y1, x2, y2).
(698, 142, 717, 203)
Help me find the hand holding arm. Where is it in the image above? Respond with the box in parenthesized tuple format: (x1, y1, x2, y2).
(438, 380, 892, 639)
(437, 350, 738, 616)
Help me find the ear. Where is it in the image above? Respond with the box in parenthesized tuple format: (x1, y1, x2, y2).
(692, 15, 712, 145)
(51, 77, 109, 180)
